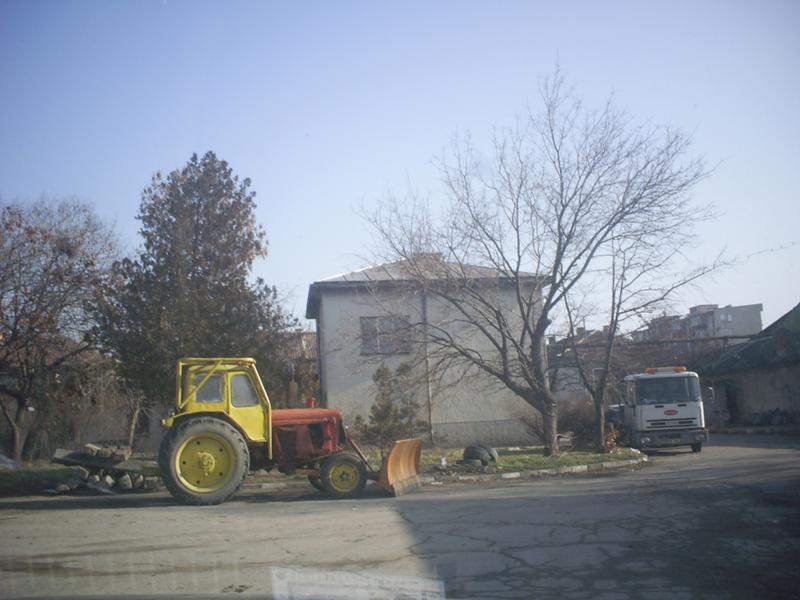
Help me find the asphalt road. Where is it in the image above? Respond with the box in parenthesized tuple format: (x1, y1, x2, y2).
(1, 434, 798, 600)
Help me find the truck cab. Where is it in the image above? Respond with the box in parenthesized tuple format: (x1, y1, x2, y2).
(620, 366, 708, 452)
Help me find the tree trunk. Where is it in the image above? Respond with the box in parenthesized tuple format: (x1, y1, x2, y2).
(594, 394, 606, 453)
(126, 400, 141, 450)
(541, 401, 559, 457)
(11, 424, 28, 463)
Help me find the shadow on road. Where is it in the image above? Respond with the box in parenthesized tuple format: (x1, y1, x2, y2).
(391, 467, 800, 599)
(709, 432, 800, 450)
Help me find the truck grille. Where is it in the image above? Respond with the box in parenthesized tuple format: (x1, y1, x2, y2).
(646, 418, 698, 429)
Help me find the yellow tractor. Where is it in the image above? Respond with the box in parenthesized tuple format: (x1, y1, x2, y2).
(158, 358, 422, 505)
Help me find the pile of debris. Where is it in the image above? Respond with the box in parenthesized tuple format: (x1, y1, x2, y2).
(433, 445, 500, 476)
(49, 443, 160, 495)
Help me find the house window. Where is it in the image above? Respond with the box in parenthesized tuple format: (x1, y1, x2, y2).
(360, 316, 412, 355)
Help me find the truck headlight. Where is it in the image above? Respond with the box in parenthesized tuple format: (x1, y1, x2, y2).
(641, 437, 651, 444)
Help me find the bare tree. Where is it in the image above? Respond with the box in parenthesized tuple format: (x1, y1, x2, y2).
(366, 70, 709, 456)
(0, 199, 116, 460)
(562, 231, 724, 451)
(28, 351, 143, 457)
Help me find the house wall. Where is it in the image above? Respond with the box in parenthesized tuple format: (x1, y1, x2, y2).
(316, 284, 541, 447)
(706, 365, 800, 426)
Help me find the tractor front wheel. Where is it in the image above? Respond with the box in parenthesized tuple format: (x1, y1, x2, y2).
(320, 453, 367, 499)
(159, 417, 250, 505)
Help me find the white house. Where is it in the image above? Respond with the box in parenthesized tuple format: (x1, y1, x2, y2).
(305, 255, 543, 446)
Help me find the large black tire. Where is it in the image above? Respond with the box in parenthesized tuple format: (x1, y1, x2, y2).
(158, 417, 249, 506)
(319, 453, 367, 499)
(463, 445, 492, 465)
(478, 445, 499, 462)
(308, 475, 325, 492)
(691, 442, 702, 453)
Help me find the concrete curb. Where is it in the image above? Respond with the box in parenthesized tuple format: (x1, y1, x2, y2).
(710, 427, 800, 436)
(240, 455, 649, 491)
(419, 455, 648, 486)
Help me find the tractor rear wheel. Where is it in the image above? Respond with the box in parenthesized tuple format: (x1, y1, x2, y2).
(320, 453, 367, 499)
(159, 417, 249, 505)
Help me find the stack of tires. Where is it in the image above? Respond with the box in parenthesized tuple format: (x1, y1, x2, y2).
(458, 445, 498, 467)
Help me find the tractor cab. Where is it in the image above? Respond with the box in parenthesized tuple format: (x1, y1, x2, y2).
(163, 357, 272, 445)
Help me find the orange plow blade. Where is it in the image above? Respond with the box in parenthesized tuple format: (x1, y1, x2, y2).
(378, 438, 423, 496)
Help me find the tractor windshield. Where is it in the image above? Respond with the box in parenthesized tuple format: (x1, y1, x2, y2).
(636, 376, 701, 405)
(183, 371, 223, 403)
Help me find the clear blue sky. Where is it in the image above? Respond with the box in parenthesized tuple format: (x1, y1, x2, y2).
(1, 0, 798, 327)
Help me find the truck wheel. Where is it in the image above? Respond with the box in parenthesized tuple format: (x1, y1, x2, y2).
(320, 453, 367, 499)
(691, 442, 702, 453)
(159, 417, 249, 505)
(308, 475, 324, 492)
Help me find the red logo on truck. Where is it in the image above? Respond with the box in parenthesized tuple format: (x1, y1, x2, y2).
(664, 409, 678, 416)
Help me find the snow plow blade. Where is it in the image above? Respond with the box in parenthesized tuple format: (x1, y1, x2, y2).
(378, 438, 423, 496)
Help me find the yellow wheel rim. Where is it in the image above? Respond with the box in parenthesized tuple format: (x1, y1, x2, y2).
(329, 462, 360, 493)
(175, 433, 235, 493)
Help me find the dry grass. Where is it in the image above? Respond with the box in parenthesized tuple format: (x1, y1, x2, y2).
(360, 445, 639, 472)
(0, 466, 73, 496)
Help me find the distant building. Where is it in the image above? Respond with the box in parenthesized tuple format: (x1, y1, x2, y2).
(632, 303, 763, 342)
(547, 328, 612, 405)
(547, 303, 764, 406)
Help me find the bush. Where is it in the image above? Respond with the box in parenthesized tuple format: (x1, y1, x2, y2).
(353, 363, 427, 460)
(557, 400, 596, 450)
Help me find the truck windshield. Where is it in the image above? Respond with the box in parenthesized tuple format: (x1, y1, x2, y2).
(636, 377, 701, 405)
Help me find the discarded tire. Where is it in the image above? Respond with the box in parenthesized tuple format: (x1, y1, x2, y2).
(478, 445, 499, 462)
(463, 445, 492, 465)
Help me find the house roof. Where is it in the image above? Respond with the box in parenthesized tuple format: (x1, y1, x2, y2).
(696, 302, 800, 375)
(305, 254, 544, 319)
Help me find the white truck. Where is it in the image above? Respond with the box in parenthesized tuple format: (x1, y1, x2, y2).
(613, 366, 709, 452)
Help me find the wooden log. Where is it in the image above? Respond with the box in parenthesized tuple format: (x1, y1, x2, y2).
(96, 447, 114, 458)
(112, 446, 133, 461)
(83, 443, 102, 456)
